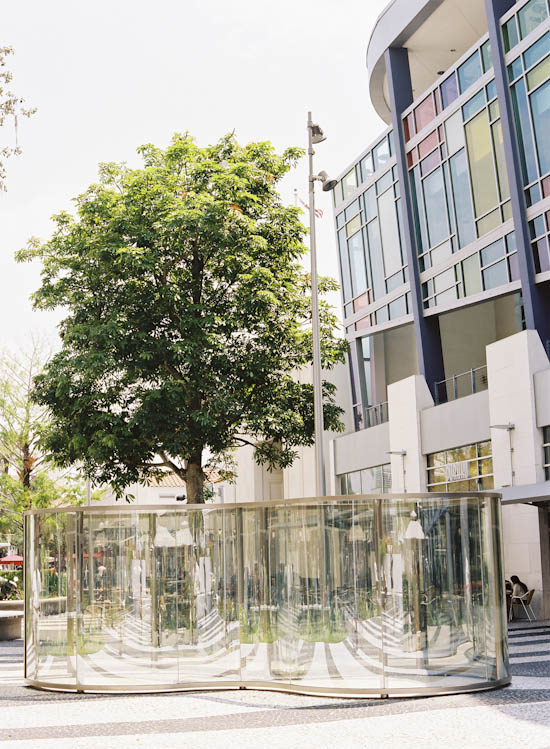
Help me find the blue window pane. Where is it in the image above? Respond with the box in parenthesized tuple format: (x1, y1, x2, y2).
(364, 187, 377, 221)
(511, 78, 539, 184)
(389, 295, 407, 319)
(527, 183, 542, 206)
(530, 80, 550, 176)
(482, 259, 509, 289)
(348, 231, 368, 297)
(458, 52, 482, 93)
(508, 57, 523, 82)
(449, 149, 476, 249)
(366, 219, 386, 301)
(423, 167, 450, 248)
(336, 212, 345, 229)
(462, 90, 486, 121)
(506, 232, 517, 252)
(486, 80, 497, 101)
(441, 73, 459, 109)
(503, 17, 519, 53)
(345, 199, 360, 220)
(376, 170, 393, 195)
(481, 40, 493, 73)
(361, 152, 374, 181)
(375, 306, 389, 325)
(524, 32, 550, 69)
(373, 138, 391, 172)
(480, 238, 505, 267)
(518, 0, 548, 40)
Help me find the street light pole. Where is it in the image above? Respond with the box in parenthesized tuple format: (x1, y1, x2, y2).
(307, 112, 326, 498)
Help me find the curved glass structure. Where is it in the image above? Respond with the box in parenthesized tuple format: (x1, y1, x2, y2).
(24, 494, 509, 697)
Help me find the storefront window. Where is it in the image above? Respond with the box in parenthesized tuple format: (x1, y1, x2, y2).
(427, 441, 494, 491)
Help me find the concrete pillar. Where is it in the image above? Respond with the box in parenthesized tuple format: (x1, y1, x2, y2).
(387, 375, 434, 492)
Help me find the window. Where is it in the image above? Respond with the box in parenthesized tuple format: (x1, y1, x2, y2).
(423, 167, 450, 247)
(339, 464, 391, 495)
(441, 73, 459, 110)
(373, 138, 391, 172)
(342, 168, 358, 200)
(427, 441, 493, 492)
(518, 0, 548, 40)
(415, 94, 436, 132)
(544, 426, 550, 480)
(458, 51, 482, 94)
(449, 149, 476, 248)
(531, 80, 550, 176)
(465, 109, 500, 218)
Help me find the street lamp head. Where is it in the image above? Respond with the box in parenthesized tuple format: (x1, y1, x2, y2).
(318, 170, 338, 192)
(310, 123, 326, 144)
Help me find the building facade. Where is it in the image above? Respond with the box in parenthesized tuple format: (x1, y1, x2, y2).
(331, 0, 550, 618)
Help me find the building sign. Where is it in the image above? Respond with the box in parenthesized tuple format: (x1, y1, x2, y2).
(445, 461, 469, 482)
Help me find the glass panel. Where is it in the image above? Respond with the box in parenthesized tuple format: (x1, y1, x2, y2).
(481, 238, 505, 266)
(418, 130, 439, 159)
(415, 94, 436, 132)
(503, 16, 520, 53)
(431, 239, 453, 266)
(531, 80, 550, 175)
(524, 32, 550, 69)
(420, 149, 441, 176)
(449, 149, 476, 248)
(346, 215, 361, 238)
(465, 109, 499, 218)
(366, 219, 386, 301)
(423, 167, 450, 247)
(489, 100, 500, 121)
(364, 186, 377, 221)
(445, 111, 465, 156)
(518, 0, 548, 39)
(342, 168, 358, 200)
(361, 152, 374, 182)
(477, 208, 502, 237)
(349, 231, 368, 297)
(487, 79, 497, 101)
(481, 40, 492, 72)
(338, 229, 352, 302)
(441, 73, 459, 109)
(491, 120, 510, 201)
(463, 253, 482, 296)
(508, 57, 524, 82)
(483, 258, 509, 289)
(378, 188, 402, 279)
(458, 51, 482, 93)
(389, 295, 407, 319)
(373, 138, 391, 172)
(376, 170, 393, 196)
(463, 90, 486, 121)
(527, 55, 550, 89)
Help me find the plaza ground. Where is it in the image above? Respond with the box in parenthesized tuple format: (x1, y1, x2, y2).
(1, 621, 550, 748)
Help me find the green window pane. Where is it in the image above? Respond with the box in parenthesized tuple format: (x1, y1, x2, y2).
(480, 457, 494, 476)
(527, 55, 550, 90)
(477, 208, 502, 237)
(524, 32, 550, 69)
(503, 17, 519, 53)
(481, 475, 495, 489)
(511, 78, 540, 184)
(458, 51, 482, 93)
(519, 0, 548, 40)
(423, 167, 450, 247)
(489, 100, 500, 121)
(465, 109, 499, 218)
(446, 111, 466, 156)
(348, 231, 367, 297)
(449, 149, 476, 248)
(378, 188, 402, 277)
(479, 440, 492, 457)
(462, 253, 482, 296)
(531, 80, 550, 175)
(481, 40, 492, 72)
(339, 475, 348, 495)
(428, 467, 447, 484)
(491, 120, 510, 201)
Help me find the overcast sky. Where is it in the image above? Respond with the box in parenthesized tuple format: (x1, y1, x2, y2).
(0, 0, 388, 353)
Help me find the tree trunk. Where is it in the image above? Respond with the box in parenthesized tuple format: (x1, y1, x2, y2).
(186, 450, 205, 504)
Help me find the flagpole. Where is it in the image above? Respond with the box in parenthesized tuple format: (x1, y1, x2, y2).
(307, 112, 326, 498)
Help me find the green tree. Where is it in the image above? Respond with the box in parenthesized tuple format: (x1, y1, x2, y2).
(0, 346, 87, 549)
(0, 46, 35, 189)
(18, 133, 347, 503)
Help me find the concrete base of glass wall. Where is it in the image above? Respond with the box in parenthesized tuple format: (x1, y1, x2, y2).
(24, 494, 510, 698)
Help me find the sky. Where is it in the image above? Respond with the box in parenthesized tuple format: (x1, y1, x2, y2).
(0, 0, 389, 353)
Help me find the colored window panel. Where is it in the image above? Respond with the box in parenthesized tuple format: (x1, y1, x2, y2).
(503, 16, 519, 53)
(531, 80, 550, 176)
(491, 120, 510, 201)
(477, 208, 502, 236)
(386, 271, 404, 292)
(433, 267, 455, 294)
(486, 79, 497, 101)
(414, 94, 436, 132)
(373, 138, 391, 172)
(445, 111, 466, 156)
(364, 186, 377, 221)
(366, 219, 386, 301)
(423, 167, 450, 248)
(420, 149, 441, 176)
(346, 215, 361, 238)
(338, 230, 352, 303)
(518, 0, 548, 39)
(441, 73, 459, 109)
(458, 52, 482, 93)
(542, 175, 550, 196)
(527, 183, 542, 205)
(480, 238, 504, 266)
(511, 78, 539, 184)
(361, 152, 374, 181)
(482, 258, 509, 289)
(353, 293, 369, 312)
(345, 199, 360, 220)
(336, 212, 345, 229)
(418, 130, 439, 159)
(348, 231, 368, 297)
(508, 252, 520, 280)
(465, 109, 499, 218)
(508, 57, 524, 82)
(388, 295, 407, 319)
(411, 167, 429, 255)
(502, 201, 513, 221)
(404, 113, 415, 142)
(462, 90, 486, 121)
(489, 100, 500, 120)
(342, 168, 357, 199)
(462, 253, 482, 296)
(378, 189, 402, 278)
(527, 55, 550, 89)
(481, 40, 493, 73)
(524, 32, 550, 69)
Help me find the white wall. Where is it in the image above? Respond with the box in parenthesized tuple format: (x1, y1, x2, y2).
(421, 390, 490, 455)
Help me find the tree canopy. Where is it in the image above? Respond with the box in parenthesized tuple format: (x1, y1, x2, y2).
(18, 133, 347, 502)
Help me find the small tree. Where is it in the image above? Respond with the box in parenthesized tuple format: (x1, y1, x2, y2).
(0, 46, 35, 189)
(18, 134, 347, 502)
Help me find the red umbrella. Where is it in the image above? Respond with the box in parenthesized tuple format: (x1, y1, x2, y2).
(0, 554, 23, 567)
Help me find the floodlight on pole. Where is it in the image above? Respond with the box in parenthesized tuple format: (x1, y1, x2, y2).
(307, 112, 337, 497)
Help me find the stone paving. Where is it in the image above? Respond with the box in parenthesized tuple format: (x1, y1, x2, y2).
(2, 621, 550, 747)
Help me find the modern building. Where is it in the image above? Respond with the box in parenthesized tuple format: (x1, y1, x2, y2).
(330, 0, 550, 619)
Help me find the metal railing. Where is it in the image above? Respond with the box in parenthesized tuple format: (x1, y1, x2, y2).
(434, 365, 488, 405)
(354, 401, 389, 430)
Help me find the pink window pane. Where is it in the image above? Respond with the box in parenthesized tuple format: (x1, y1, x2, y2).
(543, 176, 550, 198)
(418, 130, 439, 159)
(353, 293, 369, 312)
(414, 95, 436, 133)
(420, 149, 441, 177)
(404, 113, 415, 142)
(356, 316, 372, 331)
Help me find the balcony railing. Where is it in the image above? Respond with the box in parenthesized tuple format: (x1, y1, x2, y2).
(354, 401, 389, 430)
(434, 365, 488, 405)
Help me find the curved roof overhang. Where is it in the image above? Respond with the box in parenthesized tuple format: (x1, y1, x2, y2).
(367, 0, 488, 123)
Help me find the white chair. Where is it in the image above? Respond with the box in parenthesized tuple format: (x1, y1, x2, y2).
(509, 589, 536, 622)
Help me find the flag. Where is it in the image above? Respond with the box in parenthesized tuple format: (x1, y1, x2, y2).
(297, 195, 323, 219)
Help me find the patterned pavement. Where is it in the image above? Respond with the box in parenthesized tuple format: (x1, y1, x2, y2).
(2, 621, 550, 748)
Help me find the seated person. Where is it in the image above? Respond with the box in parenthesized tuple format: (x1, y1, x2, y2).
(510, 575, 528, 598)
(505, 579, 513, 595)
